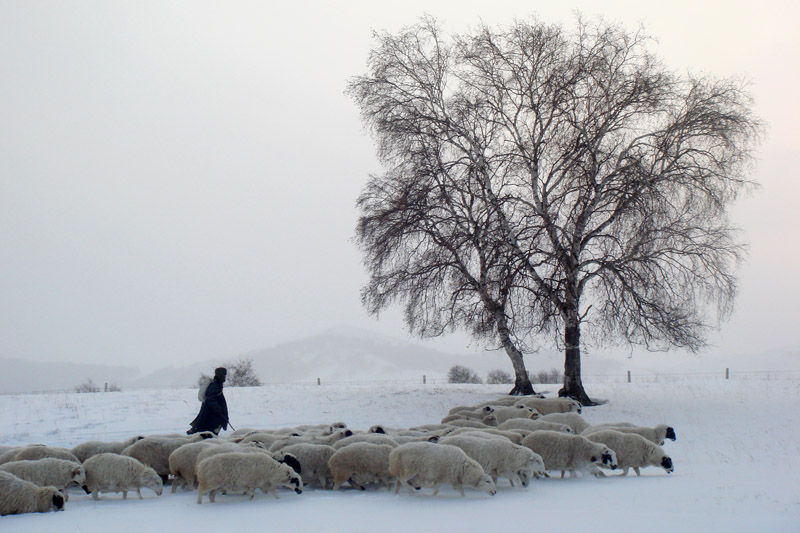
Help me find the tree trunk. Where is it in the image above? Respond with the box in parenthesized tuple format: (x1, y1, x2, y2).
(496, 318, 535, 396)
(558, 311, 597, 406)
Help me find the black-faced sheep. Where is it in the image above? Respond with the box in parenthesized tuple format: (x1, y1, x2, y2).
(582, 424, 676, 446)
(0, 458, 86, 501)
(584, 429, 674, 476)
(0, 471, 65, 516)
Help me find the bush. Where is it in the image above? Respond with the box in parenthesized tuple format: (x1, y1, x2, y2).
(486, 369, 514, 384)
(529, 368, 563, 385)
(75, 379, 100, 393)
(107, 383, 122, 392)
(448, 365, 482, 384)
(223, 358, 263, 387)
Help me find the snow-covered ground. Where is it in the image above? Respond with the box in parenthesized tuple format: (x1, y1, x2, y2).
(1, 376, 798, 532)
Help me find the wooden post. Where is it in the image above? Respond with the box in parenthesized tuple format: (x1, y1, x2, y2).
(627, 371, 631, 383)
(317, 378, 321, 386)
(423, 375, 426, 385)
(726, 368, 729, 380)
(104, 382, 108, 392)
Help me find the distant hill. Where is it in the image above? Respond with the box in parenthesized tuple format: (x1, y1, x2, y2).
(130, 327, 513, 388)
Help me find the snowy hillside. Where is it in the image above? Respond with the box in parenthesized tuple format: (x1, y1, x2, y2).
(0, 375, 798, 532)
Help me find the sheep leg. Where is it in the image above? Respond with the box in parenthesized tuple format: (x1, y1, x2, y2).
(196, 489, 205, 504)
(269, 489, 280, 499)
(619, 467, 630, 476)
(634, 467, 641, 477)
(122, 490, 128, 500)
(248, 488, 256, 500)
(137, 488, 143, 500)
(209, 489, 216, 503)
(398, 479, 417, 495)
(92, 489, 100, 501)
(431, 483, 442, 496)
(454, 483, 465, 497)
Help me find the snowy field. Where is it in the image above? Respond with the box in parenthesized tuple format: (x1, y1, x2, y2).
(1, 376, 798, 532)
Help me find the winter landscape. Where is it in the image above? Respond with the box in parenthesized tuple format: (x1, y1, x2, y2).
(1, 374, 799, 532)
(2, 1, 800, 531)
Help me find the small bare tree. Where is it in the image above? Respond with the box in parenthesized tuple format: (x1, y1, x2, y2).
(448, 365, 482, 384)
(223, 358, 262, 387)
(487, 369, 514, 384)
(350, 16, 762, 404)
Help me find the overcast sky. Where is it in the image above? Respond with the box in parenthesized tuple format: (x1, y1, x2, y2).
(1, 0, 798, 372)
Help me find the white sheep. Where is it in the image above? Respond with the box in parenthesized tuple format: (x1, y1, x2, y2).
(121, 433, 215, 479)
(486, 406, 539, 424)
(392, 435, 441, 445)
(447, 404, 498, 415)
(168, 440, 224, 492)
(388, 441, 497, 497)
(584, 429, 674, 476)
(331, 433, 399, 450)
(520, 430, 617, 478)
(538, 413, 591, 434)
(444, 416, 499, 429)
(328, 442, 394, 491)
(497, 418, 574, 434)
(582, 424, 676, 445)
(280, 443, 336, 489)
(443, 428, 527, 444)
(0, 471, 65, 516)
(0, 458, 86, 502)
(83, 453, 163, 500)
(71, 435, 145, 463)
(439, 435, 545, 488)
(196, 452, 302, 504)
(514, 397, 582, 414)
(4, 444, 80, 464)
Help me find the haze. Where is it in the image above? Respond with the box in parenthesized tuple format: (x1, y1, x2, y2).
(1, 1, 798, 373)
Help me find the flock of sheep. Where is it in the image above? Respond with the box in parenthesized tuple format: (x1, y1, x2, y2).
(0, 394, 676, 515)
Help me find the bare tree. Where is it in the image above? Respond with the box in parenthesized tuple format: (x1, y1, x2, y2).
(349, 16, 762, 404)
(223, 358, 262, 387)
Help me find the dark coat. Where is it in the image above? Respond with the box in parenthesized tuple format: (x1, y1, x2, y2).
(190, 378, 229, 432)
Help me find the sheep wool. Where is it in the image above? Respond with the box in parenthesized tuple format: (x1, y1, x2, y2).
(280, 443, 336, 489)
(83, 453, 163, 500)
(196, 452, 302, 504)
(388, 441, 497, 497)
(497, 419, 574, 434)
(328, 442, 394, 491)
(538, 413, 591, 434)
(71, 435, 144, 463)
(168, 440, 224, 492)
(0, 458, 86, 502)
(440, 435, 545, 488)
(514, 397, 582, 415)
(121, 433, 215, 478)
(0, 471, 65, 516)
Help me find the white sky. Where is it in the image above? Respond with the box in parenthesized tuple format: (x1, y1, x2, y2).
(1, 0, 798, 371)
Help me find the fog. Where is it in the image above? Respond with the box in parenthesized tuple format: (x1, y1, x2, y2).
(1, 1, 798, 372)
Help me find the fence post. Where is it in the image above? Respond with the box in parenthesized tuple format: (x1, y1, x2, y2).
(423, 375, 426, 385)
(627, 371, 631, 383)
(725, 368, 729, 380)
(104, 383, 108, 392)
(317, 378, 321, 386)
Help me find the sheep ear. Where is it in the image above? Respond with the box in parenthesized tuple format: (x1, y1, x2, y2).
(72, 468, 82, 477)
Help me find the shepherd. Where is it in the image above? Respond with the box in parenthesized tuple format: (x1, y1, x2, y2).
(188, 367, 230, 435)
